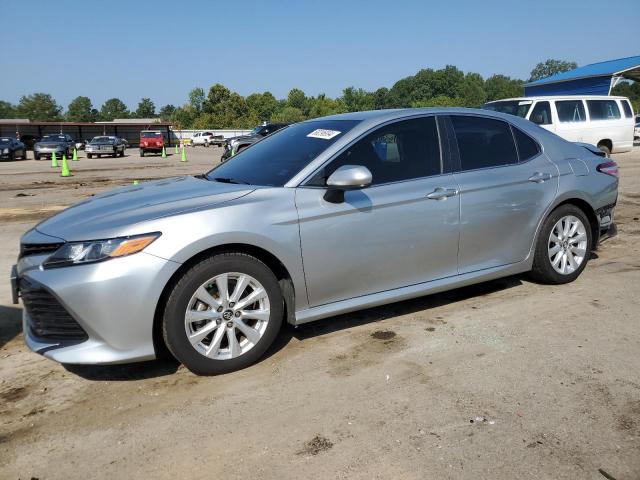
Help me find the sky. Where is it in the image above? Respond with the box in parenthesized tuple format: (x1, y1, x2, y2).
(0, 0, 638, 111)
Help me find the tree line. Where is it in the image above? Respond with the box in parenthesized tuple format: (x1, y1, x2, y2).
(1, 59, 637, 128)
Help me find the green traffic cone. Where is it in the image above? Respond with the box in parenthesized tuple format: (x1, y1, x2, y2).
(174, 144, 179, 154)
(60, 155, 71, 177)
(180, 146, 187, 162)
(133, 180, 140, 185)
(51, 151, 58, 168)
(72, 148, 78, 161)
(161, 146, 167, 158)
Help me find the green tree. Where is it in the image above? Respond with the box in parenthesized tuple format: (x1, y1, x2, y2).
(0, 100, 16, 118)
(341, 87, 374, 112)
(66, 96, 97, 122)
(484, 75, 524, 101)
(287, 88, 307, 112)
(529, 59, 577, 82)
(188, 87, 205, 114)
(100, 98, 129, 121)
(307, 94, 346, 118)
(272, 106, 306, 123)
(159, 104, 176, 122)
(203, 84, 231, 114)
(135, 98, 156, 118)
(16, 93, 62, 121)
(459, 73, 487, 106)
(246, 92, 278, 122)
(612, 81, 640, 113)
(171, 105, 197, 129)
(372, 88, 391, 110)
(411, 95, 466, 108)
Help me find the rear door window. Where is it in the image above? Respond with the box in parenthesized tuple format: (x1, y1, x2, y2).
(529, 101, 552, 125)
(451, 115, 518, 171)
(556, 100, 586, 122)
(512, 127, 540, 162)
(587, 100, 621, 120)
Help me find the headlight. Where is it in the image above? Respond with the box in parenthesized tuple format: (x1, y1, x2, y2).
(43, 233, 161, 269)
(2, 148, 8, 154)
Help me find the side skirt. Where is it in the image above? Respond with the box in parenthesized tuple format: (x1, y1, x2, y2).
(294, 260, 532, 325)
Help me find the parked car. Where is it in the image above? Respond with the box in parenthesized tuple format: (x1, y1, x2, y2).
(19, 134, 40, 151)
(192, 131, 225, 147)
(221, 123, 289, 161)
(12, 108, 618, 375)
(0, 137, 27, 160)
(483, 95, 635, 156)
(139, 130, 165, 156)
(634, 122, 640, 142)
(85, 136, 126, 158)
(33, 134, 74, 160)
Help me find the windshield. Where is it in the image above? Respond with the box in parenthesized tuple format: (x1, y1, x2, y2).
(91, 136, 114, 143)
(482, 100, 532, 118)
(249, 126, 263, 136)
(141, 132, 162, 138)
(206, 120, 359, 187)
(41, 135, 67, 142)
(0, 138, 11, 145)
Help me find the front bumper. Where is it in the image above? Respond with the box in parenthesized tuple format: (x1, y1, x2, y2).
(14, 250, 181, 365)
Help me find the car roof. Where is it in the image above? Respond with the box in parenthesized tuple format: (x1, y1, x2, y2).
(485, 95, 630, 103)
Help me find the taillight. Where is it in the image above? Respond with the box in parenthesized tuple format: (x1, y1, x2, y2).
(596, 161, 619, 177)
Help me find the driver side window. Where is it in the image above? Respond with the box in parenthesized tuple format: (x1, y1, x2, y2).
(308, 116, 442, 186)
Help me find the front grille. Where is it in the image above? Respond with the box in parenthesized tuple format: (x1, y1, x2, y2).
(19, 242, 63, 259)
(20, 277, 88, 342)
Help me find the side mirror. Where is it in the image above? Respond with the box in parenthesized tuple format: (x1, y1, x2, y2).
(324, 165, 372, 203)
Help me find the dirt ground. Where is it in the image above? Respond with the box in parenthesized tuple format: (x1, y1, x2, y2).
(0, 146, 639, 480)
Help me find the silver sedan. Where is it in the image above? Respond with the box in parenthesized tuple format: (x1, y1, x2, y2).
(12, 108, 619, 375)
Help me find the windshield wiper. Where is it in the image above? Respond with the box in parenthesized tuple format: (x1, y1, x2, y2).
(212, 177, 251, 185)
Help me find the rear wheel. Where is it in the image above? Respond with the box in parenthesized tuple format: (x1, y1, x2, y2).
(87, 153, 92, 159)
(140, 149, 145, 157)
(162, 253, 284, 375)
(530, 204, 592, 284)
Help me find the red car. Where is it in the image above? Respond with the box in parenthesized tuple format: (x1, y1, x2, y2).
(139, 131, 164, 156)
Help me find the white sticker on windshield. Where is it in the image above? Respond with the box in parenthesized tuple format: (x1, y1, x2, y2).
(518, 100, 533, 105)
(307, 129, 341, 140)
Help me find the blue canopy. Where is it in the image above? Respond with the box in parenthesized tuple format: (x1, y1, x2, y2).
(525, 55, 640, 97)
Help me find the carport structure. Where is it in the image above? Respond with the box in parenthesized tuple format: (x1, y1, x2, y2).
(0, 119, 173, 148)
(525, 55, 640, 96)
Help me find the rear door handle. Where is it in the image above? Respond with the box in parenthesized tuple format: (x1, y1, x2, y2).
(426, 187, 458, 200)
(528, 172, 552, 183)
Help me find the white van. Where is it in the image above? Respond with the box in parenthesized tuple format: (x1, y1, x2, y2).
(483, 95, 635, 155)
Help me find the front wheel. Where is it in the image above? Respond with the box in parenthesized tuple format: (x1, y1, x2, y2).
(530, 204, 592, 284)
(162, 253, 284, 375)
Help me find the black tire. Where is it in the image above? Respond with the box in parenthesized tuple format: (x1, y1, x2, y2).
(34, 153, 40, 160)
(530, 204, 592, 284)
(598, 143, 611, 157)
(120, 149, 125, 157)
(87, 153, 92, 159)
(97, 154, 101, 158)
(162, 253, 284, 375)
(140, 150, 145, 157)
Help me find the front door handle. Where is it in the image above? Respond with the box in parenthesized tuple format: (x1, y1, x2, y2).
(528, 172, 552, 183)
(426, 187, 458, 200)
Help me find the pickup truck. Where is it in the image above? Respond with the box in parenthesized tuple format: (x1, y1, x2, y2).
(191, 131, 225, 147)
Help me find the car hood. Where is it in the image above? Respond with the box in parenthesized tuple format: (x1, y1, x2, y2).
(35, 176, 255, 241)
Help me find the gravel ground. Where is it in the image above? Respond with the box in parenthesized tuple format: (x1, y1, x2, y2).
(0, 146, 639, 480)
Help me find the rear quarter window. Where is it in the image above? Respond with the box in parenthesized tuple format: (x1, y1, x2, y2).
(621, 100, 634, 118)
(512, 127, 540, 162)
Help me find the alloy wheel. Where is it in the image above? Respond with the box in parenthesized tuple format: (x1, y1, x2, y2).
(548, 215, 588, 275)
(184, 272, 270, 360)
